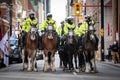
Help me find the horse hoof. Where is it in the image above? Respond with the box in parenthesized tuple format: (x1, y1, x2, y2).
(51, 68, 56, 72)
(85, 70, 90, 73)
(34, 68, 38, 72)
(27, 68, 32, 72)
(75, 69, 80, 73)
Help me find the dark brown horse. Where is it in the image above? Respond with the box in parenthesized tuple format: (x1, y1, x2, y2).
(82, 25, 97, 73)
(21, 26, 38, 72)
(63, 28, 78, 71)
(43, 23, 57, 72)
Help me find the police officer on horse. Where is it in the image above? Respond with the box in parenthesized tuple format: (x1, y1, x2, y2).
(21, 11, 39, 48)
(78, 15, 99, 50)
(40, 13, 60, 50)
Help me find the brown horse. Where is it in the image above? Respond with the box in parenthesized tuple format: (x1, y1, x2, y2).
(21, 26, 38, 72)
(82, 25, 98, 73)
(42, 23, 57, 72)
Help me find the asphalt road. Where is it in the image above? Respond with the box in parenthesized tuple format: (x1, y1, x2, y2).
(0, 53, 120, 80)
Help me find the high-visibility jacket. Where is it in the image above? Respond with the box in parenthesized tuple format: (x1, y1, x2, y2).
(64, 23, 77, 35)
(40, 18, 57, 31)
(22, 18, 38, 32)
(74, 27, 81, 36)
(79, 22, 88, 36)
(57, 24, 65, 36)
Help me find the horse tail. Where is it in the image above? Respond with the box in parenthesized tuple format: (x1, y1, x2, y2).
(48, 52, 51, 65)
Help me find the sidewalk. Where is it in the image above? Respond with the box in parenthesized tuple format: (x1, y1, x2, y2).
(101, 60, 120, 68)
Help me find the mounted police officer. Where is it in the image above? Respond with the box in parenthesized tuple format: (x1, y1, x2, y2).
(21, 11, 38, 48)
(40, 13, 60, 49)
(61, 16, 78, 45)
(78, 15, 99, 50)
(57, 20, 65, 46)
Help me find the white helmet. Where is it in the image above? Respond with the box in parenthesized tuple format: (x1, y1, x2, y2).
(68, 16, 74, 20)
(29, 11, 35, 15)
(47, 13, 52, 17)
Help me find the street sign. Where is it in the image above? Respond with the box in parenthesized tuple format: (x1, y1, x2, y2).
(100, 29, 104, 36)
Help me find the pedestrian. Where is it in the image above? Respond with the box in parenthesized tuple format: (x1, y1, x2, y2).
(111, 41, 120, 64)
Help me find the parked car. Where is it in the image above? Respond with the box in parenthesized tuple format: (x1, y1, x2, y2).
(9, 39, 22, 64)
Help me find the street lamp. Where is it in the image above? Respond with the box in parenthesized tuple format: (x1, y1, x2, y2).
(101, 0, 105, 61)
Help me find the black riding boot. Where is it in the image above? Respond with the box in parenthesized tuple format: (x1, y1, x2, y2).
(77, 35, 83, 50)
(22, 31, 27, 47)
(36, 32, 40, 50)
(57, 36, 60, 50)
(94, 34, 99, 50)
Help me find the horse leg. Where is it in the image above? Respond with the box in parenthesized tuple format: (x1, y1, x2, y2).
(51, 54, 56, 72)
(27, 56, 32, 71)
(43, 51, 48, 72)
(78, 51, 85, 72)
(51, 51, 56, 72)
(33, 50, 38, 72)
(21, 48, 25, 71)
(58, 52, 62, 68)
(91, 52, 98, 73)
(84, 52, 90, 73)
(27, 49, 32, 71)
(68, 53, 73, 71)
(74, 53, 78, 69)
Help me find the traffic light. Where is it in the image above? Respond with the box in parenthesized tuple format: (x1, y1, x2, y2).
(74, 2, 81, 16)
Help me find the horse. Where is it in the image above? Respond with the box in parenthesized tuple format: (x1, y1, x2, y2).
(21, 26, 38, 72)
(58, 45, 65, 68)
(63, 28, 78, 71)
(82, 25, 98, 73)
(42, 22, 57, 72)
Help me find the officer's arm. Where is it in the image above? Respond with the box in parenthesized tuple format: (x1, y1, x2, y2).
(64, 24, 68, 35)
(40, 21, 47, 31)
(22, 21, 27, 31)
(33, 19, 38, 28)
(57, 26, 61, 36)
(79, 25, 85, 35)
(53, 21, 57, 31)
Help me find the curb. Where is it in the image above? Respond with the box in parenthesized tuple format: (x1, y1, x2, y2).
(100, 60, 120, 68)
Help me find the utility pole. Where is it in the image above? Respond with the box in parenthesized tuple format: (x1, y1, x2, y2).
(101, 0, 104, 61)
(9, 4, 12, 36)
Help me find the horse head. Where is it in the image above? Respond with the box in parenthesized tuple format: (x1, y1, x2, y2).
(87, 24, 96, 41)
(30, 25, 38, 40)
(82, 24, 96, 50)
(66, 27, 75, 44)
(45, 23, 55, 39)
